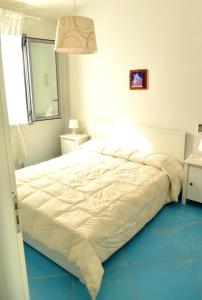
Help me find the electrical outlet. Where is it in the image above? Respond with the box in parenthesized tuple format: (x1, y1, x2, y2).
(198, 124, 202, 133)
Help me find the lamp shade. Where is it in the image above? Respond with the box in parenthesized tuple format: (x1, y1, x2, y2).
(69, 119, 78, 129)
(199, 137, 202, 152)
(54, 16, 97, 54)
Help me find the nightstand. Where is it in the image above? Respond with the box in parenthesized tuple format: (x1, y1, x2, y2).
(60, 134, 89, 155)
(182, 154, 202, 205)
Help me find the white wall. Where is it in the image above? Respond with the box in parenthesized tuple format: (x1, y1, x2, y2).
(22, 18, 69, 165)
(68, 0, 202, 157)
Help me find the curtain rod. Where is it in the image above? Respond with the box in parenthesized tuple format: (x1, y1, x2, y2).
(24, 15, 40, 21)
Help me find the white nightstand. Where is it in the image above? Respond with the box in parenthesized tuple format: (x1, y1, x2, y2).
(182, 154, 202, 205)
(60, 134, 89, 155)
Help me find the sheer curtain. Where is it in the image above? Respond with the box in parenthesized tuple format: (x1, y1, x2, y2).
(0, 8, 24, 35)
(0, 9, 27, 169)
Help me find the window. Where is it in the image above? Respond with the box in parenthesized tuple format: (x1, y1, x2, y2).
(22, 37, 61, 122)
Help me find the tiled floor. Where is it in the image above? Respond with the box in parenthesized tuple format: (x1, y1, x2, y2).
(24, 201, 202, 300)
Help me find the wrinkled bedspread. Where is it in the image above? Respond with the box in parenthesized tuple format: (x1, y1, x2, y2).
(16, 140, 183, 299)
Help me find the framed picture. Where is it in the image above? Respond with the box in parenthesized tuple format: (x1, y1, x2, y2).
(129, 69, 147, 90)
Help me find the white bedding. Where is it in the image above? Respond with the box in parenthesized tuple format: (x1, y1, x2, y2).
(16, 140, 183, 299)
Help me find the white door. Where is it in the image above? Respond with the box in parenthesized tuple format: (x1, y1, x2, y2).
(0, 47, 29, 300)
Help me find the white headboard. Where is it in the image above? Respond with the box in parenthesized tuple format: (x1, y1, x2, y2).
(92, 120, 186, 162)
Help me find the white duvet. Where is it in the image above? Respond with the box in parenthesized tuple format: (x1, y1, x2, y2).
(16, 140, 183, 299)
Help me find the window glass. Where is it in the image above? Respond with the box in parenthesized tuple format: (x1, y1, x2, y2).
(23, 37, 61, 122)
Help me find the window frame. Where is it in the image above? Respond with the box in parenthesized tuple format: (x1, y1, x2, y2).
(22, 35, 61, 122)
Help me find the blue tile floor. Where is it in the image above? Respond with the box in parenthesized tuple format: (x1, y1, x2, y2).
(24, 201, 202, 300)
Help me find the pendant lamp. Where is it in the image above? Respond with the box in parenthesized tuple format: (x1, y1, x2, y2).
(54, 0, 97, 54)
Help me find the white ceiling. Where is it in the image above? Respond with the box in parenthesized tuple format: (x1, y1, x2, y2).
(0, 0, 89, 19)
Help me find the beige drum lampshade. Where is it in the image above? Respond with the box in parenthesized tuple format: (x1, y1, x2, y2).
(54, 16, 97, 54)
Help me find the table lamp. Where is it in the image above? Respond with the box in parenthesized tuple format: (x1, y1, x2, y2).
(69, 119, 78, 134)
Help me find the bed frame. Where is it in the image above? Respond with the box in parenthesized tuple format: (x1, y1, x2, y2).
(93, 120, 186, 162)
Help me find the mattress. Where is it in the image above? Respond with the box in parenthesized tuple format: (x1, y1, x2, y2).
(16, 139, 183, 299)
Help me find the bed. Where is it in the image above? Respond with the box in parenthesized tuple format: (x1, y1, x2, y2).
(16, 122, 186, 299)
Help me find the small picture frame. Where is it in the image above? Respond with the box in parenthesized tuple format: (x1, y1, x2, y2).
(129, 69, 147, 90)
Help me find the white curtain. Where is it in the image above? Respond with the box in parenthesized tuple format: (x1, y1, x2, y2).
(0, 9, 24, 36)
(1, 35, 28, 125)
(0, 9, 27, 168)
(10, 124, 27, 169)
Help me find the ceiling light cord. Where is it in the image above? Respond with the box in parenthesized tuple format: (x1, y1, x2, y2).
(74, 0, 76, 17)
